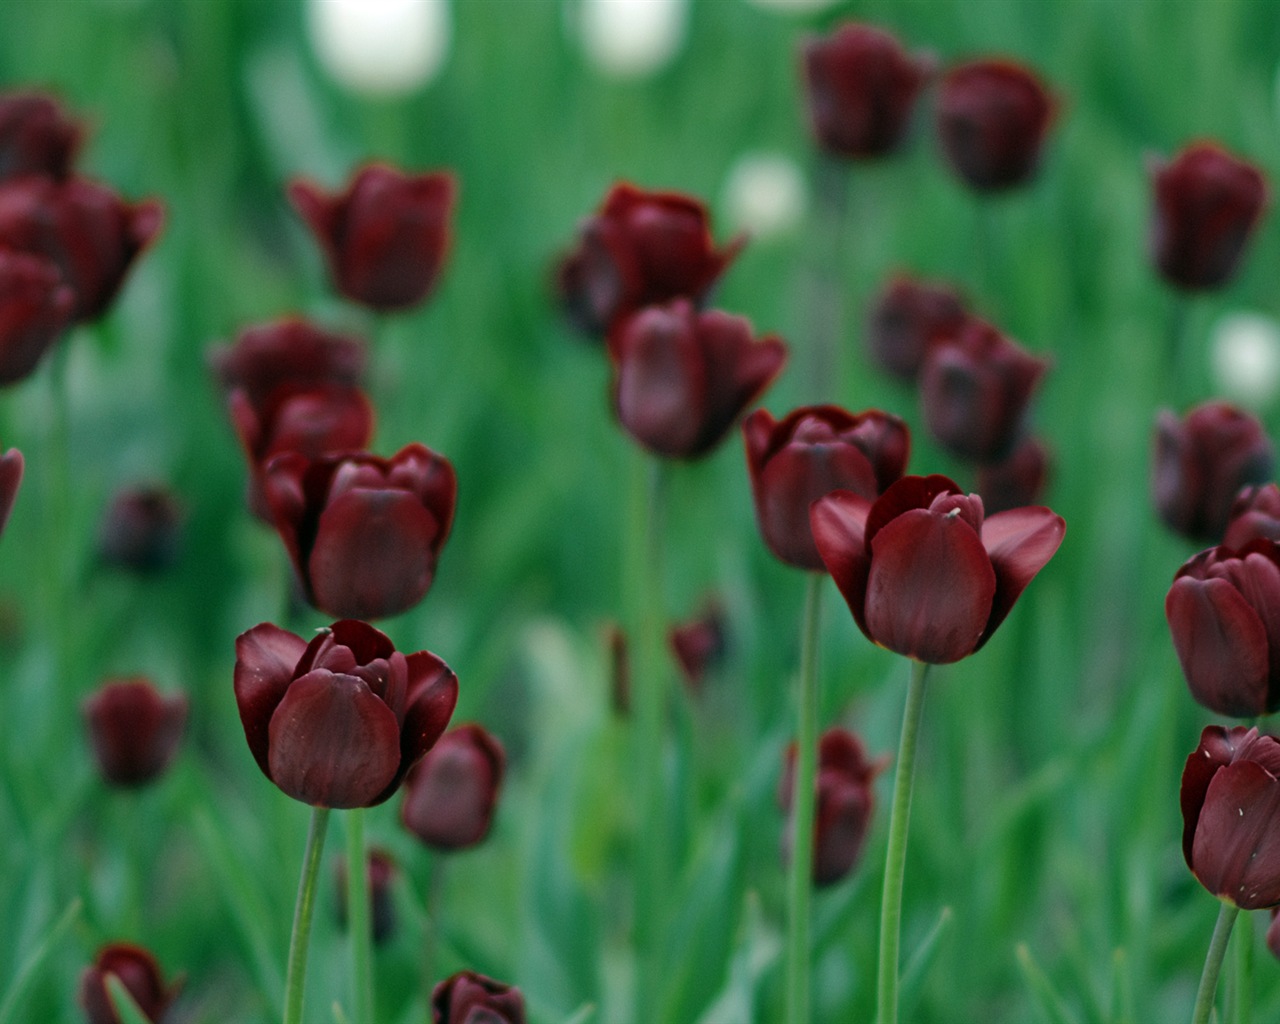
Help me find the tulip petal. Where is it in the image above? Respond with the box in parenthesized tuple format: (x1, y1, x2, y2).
(864, 508, 996, 663)
(611, 303, 708, 457)
(267, 670, 401, 808)
(389, 651, 459, 790)
(1192, 761, 1280, 909)
(234, 623, 307, 779)
(864, 474, 961, 549)
(0, 447, 22, 537)
(1218, 551, 1280, 709)
(1181, 725, 1250, 866)
(977, 505, 1066, 647)
(1167, 576, 1269, 717)
(811, 490, 874, 634)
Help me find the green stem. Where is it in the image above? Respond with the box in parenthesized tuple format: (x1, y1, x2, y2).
(1192, 903, 1240, 1024)
(345, 809, 374, 1024)
(1231, 908, 1252, 1024)
(785, 573, 824, 1024)
(805, 154, 851, 402)
(283, 806, 331, 1024)
(877, 660, 931, 1024)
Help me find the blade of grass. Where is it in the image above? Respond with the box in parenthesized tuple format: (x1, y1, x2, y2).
(0, 898, 81, 1024)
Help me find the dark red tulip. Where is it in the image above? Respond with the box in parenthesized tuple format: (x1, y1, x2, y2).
(865, 274, 969, 381)
(233, 619, 457, 808)
(1167, 541, 1280, 717)
(1152, 402, 1274, 543)
(1181, 725, 1280, 909)
(936, 59, 1055, 192)
(919, 318, 1049, 463)
(0, 175, 163, 322)
(82, 678, 187, 788)
(229, 383, 374, 520)
(1150, 142, 1268, 292)
(264, 443, 456, 620)
(801, 23, 931, 160)
(402, 723, 505, 851)
(669, 600, 728, 692)
(431, 971, 525, 1024)
(209, 317, 367, 407)
(811, 474, 1065, 663)
(0, 91, 82, 181)
(556, 182, 744, 338)
(779, 728, 884, 886)
(0, 247, 73, 384)
(1224, 483, 1280, 550)
(975, 436, 1051, 515)
(336, 848, 398, 945)
(98, 485, 183, 573)
(288, 164, 455, 312)
(0, 445, 22, 539)
(744, 405, 910, 570)
(79, 943, 178, 1024)
(608, 299, 786, 459)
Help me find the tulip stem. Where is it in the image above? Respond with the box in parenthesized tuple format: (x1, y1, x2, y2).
(1192, 902, 1240, 1024)
(1229, 908, 1252, 1024)
(805, 154, 851, 402)
(345, 808, 375, 1024)
(877, 659, 931, 1024)
(283, 806, 331, 1024)
(786, 572, 824, 1024)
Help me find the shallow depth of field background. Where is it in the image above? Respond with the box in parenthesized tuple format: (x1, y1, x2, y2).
(3, 1, 1280, 1021)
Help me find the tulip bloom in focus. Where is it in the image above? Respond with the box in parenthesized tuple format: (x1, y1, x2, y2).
(289, 164, 456, 312)
(83, 678, 188, 788)
(1150, 142, 1268, 292)
(811, 474, 1064, 663)
(79, 943, 179, 1024)
(432, 971, 526, 1024)
(234, 619, 457, 808)
(401, 723, 505, 851)
(608, 299, 786, 459)
(1181, 725, 1280, 909)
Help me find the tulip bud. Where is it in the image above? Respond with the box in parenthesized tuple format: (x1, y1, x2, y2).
(578, 0, 687, 79)
(79, 943, 179, 1024)
(97, 485, 184, 573)
(1224, 483, 1280, 550)
(0, 91, 82, 181)
(1150, 142, 1268, 292)
(865, 273, 969, 381)
(605, 622, 630, 716)
(975, 436, 1051, 515)
(1152, 401, 1274, 543)
(608, 300, 786, 459)
(401, 724, 505, 851)
(431, 970, 525, 1024)
(556, 182, 744, 338)
(209, 317, 367, 407)
(919, 318, 1049, 463)
(289, 164, 456, 312)
(0, 445, 21, 540)
(744, 405, 910, 570)
(1181, 725, 1280, 909)
(936, 59, 1055, 192)
(307, 0, 450, 96)
(801, 23, 931, 160)
(0, 248, 73, 385)
(779, 728, 884, 886)
(668, 601, 728, 692)
(335, 848, 398, 945)
(82, 678, 188, 788)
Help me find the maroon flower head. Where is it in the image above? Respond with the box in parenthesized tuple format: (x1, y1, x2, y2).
(336, 849, 398, 945)
(668, 600, 728, 692)
(608, 299, 786, 459)
(0, 247, 73, 384)
(0, 175, 163, 322)
(98, 485, 183, 573)
(0, 445, 19, 540)
(976, 436, 1051, 515)
(745, 405, 910, 570)
(402, 723, 505, 851)
(289, 164, 455, 312)
(556, 182, 744, 338)
(1150, 142, 1268, 292)
(0, 91, 82, 181)
(264, 442, 456, 620)
(1152, 401, 1274, 544)
(234, 619, 457, 808)
(801, 23, 931, 160)
(780, 728, 885, 886)
(936, 59, 1056, 192)
(1167, 540, 1280, 717)
(866, 273, 969, 381)
(1225, 483, 1280, 550)
(432, 971, 526, 1024)
(811, 474, 1064, 663)
(229, 383, 374, 521)
(1181, 725, 1280, 909)
(920, 317, 1049, 463)
(79, 943, 179, 1024)
(209, 317, 367, 407)
(82, 678, 187, 788)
